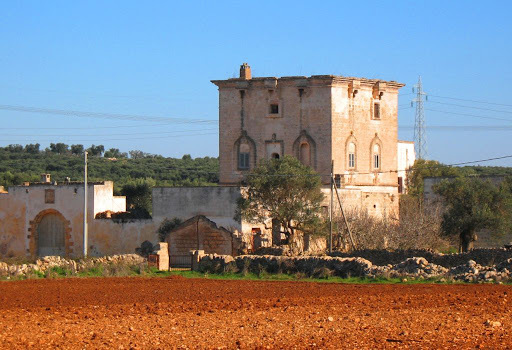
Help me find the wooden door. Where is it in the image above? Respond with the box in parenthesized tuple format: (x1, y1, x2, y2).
(37, 214, 65, 256)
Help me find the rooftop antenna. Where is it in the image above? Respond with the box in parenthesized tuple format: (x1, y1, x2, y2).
(412, 76, 428, 159)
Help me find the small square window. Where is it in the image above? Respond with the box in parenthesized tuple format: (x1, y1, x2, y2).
(373, 103, 380, 119)
(269, 104, 279, 114)
(45, 189, 55, 204)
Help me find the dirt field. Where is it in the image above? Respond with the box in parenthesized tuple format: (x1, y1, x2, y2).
(0, 277, 511, 349)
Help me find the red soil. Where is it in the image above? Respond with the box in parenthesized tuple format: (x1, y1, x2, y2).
(0, 277, 511, 349)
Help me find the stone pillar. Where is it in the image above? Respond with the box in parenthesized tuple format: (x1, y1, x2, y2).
(190, 250, 205, 271)
(153, 243, 169, 271)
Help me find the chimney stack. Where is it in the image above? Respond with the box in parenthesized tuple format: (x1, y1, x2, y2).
(40, 173, 51, 183)
(240, 63, 251, 80)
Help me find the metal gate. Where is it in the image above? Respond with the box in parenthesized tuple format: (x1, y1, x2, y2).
(37, 213, 65, 256)
(170, 255, 192, 268)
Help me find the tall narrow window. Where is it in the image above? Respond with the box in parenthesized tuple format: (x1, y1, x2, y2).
(373, 144, 381, 169)
(373, 102, 380, 119)
(348, 142, 356, 169)
(238, 143, 250, 170)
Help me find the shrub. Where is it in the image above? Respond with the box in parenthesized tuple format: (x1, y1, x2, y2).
(311, 267, 333, 279)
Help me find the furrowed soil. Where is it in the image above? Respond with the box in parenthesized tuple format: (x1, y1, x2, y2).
(0, 277, 511, 349)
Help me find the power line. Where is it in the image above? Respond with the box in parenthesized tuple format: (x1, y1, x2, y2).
(428, 100, 512, 114)
(0, 128, 218, 137)
(0, 104, 217, 125)
(399, 125, 512, 130)
(0, 123, 218, 131)
(428, 94, 512, 108)
(0, 132, 217, 142)
(160, 154, 512, 177)
(424, 108, 512, 123)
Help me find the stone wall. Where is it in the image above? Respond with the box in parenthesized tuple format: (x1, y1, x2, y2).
(152, 186, 243, 231)
(193, 252, 512, 283)
(329, 248, 512, 268)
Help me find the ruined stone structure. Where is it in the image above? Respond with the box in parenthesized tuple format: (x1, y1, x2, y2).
(166, 215, 241, 267)
(212, 63, 412, 217)
(0, 174, 157, 258)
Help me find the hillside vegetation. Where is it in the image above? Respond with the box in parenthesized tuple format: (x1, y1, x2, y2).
(0, 143, 219, 192)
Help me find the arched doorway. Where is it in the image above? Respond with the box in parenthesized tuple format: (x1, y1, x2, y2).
(30, 209, 71, 257)
(37, 213, 66, 256)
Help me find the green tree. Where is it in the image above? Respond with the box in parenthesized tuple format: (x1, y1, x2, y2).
(235, 156, 324, 245)
(70, 144, 84, 155)
(407, 159, 459, 197)
(157, 217, 183, 242)
(49, 143, 69, 154)
(104, 148, 127, 158)
(120, 178, 156, 217)
(434, 177, 512, 252)
(24, 143, 40, 154)
(87, 144, 105, 157)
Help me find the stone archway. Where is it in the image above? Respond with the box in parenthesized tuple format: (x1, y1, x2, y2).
(29, 209, 73, 257)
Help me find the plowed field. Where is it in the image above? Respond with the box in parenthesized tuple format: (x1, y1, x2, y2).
(0, 277, 511, 349)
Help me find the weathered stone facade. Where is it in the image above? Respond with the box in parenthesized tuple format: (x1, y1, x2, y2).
(0, 177, 158, 258)
(167, 215, 241, 267)
(212, 64, 409, 217)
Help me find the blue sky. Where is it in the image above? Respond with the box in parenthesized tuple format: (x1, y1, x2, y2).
(1, 1, 511, 166)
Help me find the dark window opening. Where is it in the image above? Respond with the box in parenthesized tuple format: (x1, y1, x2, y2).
(270, 104, 279, 114)
(334, 174, 341, 188)
(45, 189, 55, 204)
(373, 103, 380, 119)
(398, 177, 403, 194)
(271, 153, 280, 159)
(239, 152, 250, 169)
(374, 154, 380, 169)
(348, 153, 355, 168)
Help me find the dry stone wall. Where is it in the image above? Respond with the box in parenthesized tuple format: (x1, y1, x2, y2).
(194, 252, 512, 283)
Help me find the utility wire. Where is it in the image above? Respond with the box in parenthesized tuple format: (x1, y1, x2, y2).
(160, 154, 512, 177)
(428, 94, 512, 108)
(0, 104, 217, 125)
(0, 132, 217, 142)
(0, 123, 218, 131)
(424, 108, 512, 123)
(427, 100, 512, 114)
(0, 128, 218, 137)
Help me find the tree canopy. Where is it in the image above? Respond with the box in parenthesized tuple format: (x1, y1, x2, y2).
(0, 144, 219, 192)
(235, 156, 325, 244)
(434, 177, 512, 252)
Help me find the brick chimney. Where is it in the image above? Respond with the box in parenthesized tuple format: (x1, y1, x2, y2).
(240, 63, 251, 80)
(40, 173, 51, 183)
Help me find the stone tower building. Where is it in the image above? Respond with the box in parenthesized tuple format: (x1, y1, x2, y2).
(212, 63, 407, 217)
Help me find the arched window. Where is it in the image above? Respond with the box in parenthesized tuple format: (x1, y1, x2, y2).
(299, 142, 311, 166)
(373, 144, 381, 170)
(238, 143, 250, 170)
(348, 142, 356, 169)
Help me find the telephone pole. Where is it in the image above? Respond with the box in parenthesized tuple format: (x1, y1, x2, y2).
(413, 76, 428, 159)
(83, 151, 88, 258)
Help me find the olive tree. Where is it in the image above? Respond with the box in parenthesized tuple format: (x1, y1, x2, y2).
(235, 156, 325, 245)
(434, 177, 512, 252)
